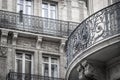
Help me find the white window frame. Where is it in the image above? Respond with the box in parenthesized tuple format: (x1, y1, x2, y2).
(15, 51, 33, 74)
(16, 0, 33, 15)
(42, 1, 58, 19)
(42, 55, 59, 78)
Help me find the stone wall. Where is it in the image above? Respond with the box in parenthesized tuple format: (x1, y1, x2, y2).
(0, 46, 7, 80)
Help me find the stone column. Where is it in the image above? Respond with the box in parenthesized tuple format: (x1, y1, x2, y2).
(1, 30, 8, 45)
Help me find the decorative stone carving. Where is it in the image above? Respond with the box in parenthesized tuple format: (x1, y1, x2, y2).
(0, 46, 8, 57)
(77, 60, 97, 80)
(81, 60, 95, 77)
(36, 36, 42, 49)
(1, 30, 8, 45)
(60, 39, 66, 53)
(77, 64, 85, 80)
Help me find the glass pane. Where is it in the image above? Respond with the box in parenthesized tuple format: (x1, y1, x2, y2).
(50, 10, 56, 19)
(50, 4, 56, 10)
(42, 9, 48, 17)
(16, 59, 22, 73)
(16, 53, 22, 58)
(42, 3, 48, 8)
(51, 58, 57, 64)
(51, 64, 58, 78)
(44, 63, 49, 76)
(25, 61, 31, 74)
(26, 6, 32, 15)
(17, 4, 23, 12)
(50, 5, 56, 19)
(42, 3, 48, 17)
(26, 0, 32, 6)
(25, 54, 31, 60)
(43, 56, 49, 62)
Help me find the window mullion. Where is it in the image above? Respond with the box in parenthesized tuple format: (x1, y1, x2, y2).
(49, 56, 51, 77)
(48, 3, 50, 18)
(23, 53, 25, 73)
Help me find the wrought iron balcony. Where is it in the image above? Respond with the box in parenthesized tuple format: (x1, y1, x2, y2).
(7, 72, 64, 80)
(0, 10, 79, 37)
(66, 1, 120, 65)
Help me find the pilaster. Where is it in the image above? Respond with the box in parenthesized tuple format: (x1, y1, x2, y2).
(59, 39, 67, 78)
(36, 36, 42, 75)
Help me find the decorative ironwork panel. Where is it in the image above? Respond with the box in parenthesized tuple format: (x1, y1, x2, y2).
(66, 1, 120, 65)
(7, 72, 64, 80)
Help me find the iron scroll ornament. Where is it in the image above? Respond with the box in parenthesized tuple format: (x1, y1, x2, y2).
(79, 24, 90, 46)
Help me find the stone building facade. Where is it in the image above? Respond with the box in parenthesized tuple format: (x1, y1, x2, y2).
(65, 0, 120, 80)
(0, 0, 89, 80)
(0, 0, 119, 80)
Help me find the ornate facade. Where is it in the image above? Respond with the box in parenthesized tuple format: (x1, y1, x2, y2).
(0, 0, 88, 80)
(65, 0, 120, 80)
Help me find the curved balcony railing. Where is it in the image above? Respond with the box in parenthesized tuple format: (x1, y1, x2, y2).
(0, 10, 79, 37)
(66, 1, 120, 65)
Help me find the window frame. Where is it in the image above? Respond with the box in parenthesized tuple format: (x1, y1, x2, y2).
(42, 1, 58, 19)
(16, 0, 33, 15)
(42, 54, 59, 78)
(15, 51, 33, 74)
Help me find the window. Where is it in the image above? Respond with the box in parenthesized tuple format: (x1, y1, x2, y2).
(42, 55, 59, 78)
(17, 0, 33, 15)
(42, 1, 58, 34)
(42, 1, 57, 19)
(15, 52, 33, 74)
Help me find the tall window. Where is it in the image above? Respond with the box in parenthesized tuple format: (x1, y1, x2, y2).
(42, 1, 57, 19)
(42, 1, 58, 34)
(17, 0, 33, 15)
(15, 52, 33, 74)
(42, 55, 59, 78)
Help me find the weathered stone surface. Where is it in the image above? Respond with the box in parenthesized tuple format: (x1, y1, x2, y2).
(41, 41, 59, 52)
(0, 57, 7, 80)
(17, 37, 36, 48)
